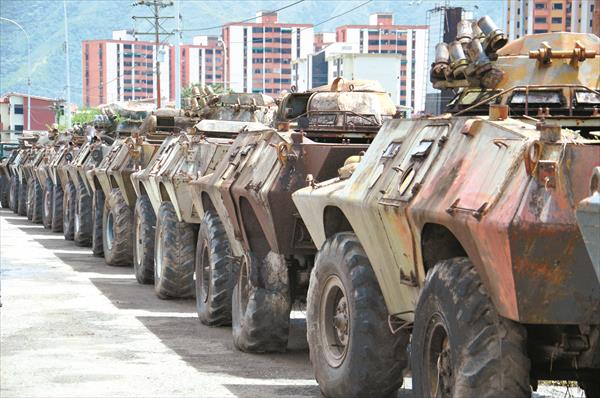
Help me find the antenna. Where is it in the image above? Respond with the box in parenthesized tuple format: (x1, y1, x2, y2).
(132, 0, 174, 108)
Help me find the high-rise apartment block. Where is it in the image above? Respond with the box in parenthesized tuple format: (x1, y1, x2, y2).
(83, 31, 223, 107)
(335, 13, 428, 111)
(506, 0, 600, 39)
(82, 30, 169, 107)
(222, 11, 314, 94)
(83, 10, 431, 111)
(169, 36, 224, 100)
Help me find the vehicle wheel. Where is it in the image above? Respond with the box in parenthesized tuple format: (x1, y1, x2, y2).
(42, 178, 53, 229)
(412, 257, 531, 398)
(195, 210, 235, 326)
(91, 189, 105, 257)
(580, 381, 600, 398)
(17, 179, 27, 216)
(232, 251, 290, 353)
(133, 195, 156, 284)
(0, 175, 9, 208)
(9, 175, 19, 212)
(31, 179, 43, 224)
(103, 188, 133, 266)
(307, 232, 408, 398)
(74, 182, 92, 246)
(51, 182, 64, 232)
(154, 201, 195, 299)
(26, 180, 34, 220)
(62, 181, 76, 240)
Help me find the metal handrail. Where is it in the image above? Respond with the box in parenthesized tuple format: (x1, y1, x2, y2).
(454, 84, 600, 116)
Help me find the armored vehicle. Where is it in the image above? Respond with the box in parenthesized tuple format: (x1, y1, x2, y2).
(190, 80, 398, 349)
(292, 23, 600, 398)
(129, 91, 276, 297)
(63, 118, 116, 247)
(46, 133, 85, 234)
(577, 167, 600, 284)
(87, 112, 151, 261)
(0, 143, 20, 208)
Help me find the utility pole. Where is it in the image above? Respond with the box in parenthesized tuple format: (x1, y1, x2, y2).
(63, 0, 71, 128)
(174, 0, 181, 109)
(132, 0, 174, 108)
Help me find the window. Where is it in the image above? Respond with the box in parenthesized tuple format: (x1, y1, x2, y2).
(535, 2, 546, 8)
(535, 17, 547, 23)
(552, 2, 563, 9)
(15, 125, 24, 132)
(14, 104, 23, 114)
(552, 17, 562, 24)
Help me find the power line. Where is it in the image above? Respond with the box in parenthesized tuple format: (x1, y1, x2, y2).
(182, 0, 305, 32)
(301, 0, 373, 31)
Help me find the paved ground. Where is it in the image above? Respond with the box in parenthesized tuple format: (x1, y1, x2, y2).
(0, 208, 585, 398)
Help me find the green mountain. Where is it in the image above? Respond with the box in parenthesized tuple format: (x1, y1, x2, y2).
(0, 0, 502, 105)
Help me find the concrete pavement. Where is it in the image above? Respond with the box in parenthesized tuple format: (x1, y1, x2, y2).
(0, 208, 585, 398)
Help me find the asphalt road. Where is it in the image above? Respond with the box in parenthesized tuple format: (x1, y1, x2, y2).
(0, 208, 585, 398)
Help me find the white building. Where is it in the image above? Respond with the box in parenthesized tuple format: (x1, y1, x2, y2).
(223, 11, 314, 95)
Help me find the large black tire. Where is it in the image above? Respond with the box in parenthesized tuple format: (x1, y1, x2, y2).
(154, 202, 195, 299)
(31, 179, 43, 224)
(9, 175, 19, 212)
(51, 182, 64, 232)
(62, 181, 76, 240)
(307, 232, 409, 398)
(580, 381, 600, 398)
(133, 195, 156, 284)
(17, 179, 27, 216)
(42, 178, 53, 229)
(91, 189, 105, 257)
(232, 251, 290, 353)
(412, 257, 531, 398)
(103, 188, 133, 266)
(0, 175, 9, 208)
(74, 182, 92, 246)
(195, 210, 235, 326)
(26, 180, 34, 220)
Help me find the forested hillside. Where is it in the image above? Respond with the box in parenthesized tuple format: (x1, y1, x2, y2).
(0, 0, 502, 105)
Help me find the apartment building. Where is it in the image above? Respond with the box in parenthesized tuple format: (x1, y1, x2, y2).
(293, 43, 404, 105)
(82, 30, 169, 107)
(506, 0, 600, 39)
(169, 36, 224, 98)
(329, 13, 428, 112)
(0, 92, 63, 136)
(222, 11, 314, 95)
(314, 32, 336, 51)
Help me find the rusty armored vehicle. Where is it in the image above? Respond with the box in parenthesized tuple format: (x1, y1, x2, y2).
(10, 137, 39, 217)
(292, 21, 600, 398)
(190, 80, 398, 349)
(76, 101, 154, 256)
(62, 116, 117, 247)
(47, 132, 85, 235)
(0, 143, 20, 209)
(129, 91, 277, 300)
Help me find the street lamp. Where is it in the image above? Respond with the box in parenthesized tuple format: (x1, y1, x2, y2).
(218, 38, 228, 91)
(0, 17, 31, 132)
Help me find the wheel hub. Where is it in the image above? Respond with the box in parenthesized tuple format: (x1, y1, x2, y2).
(199, 240, 211, 303)
(426, 315, 453, 397)
(105, 212, 114, 251)
(320, 275, 350, 368)
(333, 297, 349, 346)
(155, 232, 163, 279)
(135, 215, 143, 265)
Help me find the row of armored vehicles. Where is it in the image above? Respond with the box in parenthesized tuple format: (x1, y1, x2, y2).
(1, 18, 599, 398)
